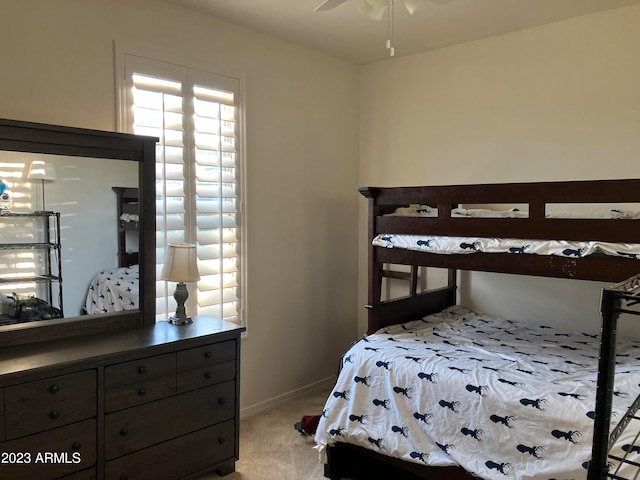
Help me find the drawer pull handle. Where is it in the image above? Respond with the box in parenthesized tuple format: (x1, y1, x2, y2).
(49, 385, 60, 394)
(204, 371, 212, 379)
(49, 411, 60, 420)
(217, 436, 226, 445)
(204, 351, 212, 359)
(138, 388, 146, 396)
(120, 476, 129, 480)
(137, 366, 146, 374)
(120, 427, 129, 436)
(218, 397, 226, 405)
(71, 441, 82, 451)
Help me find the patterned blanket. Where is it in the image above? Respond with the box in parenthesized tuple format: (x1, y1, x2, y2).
(84, 265, 139, 315)
(315, 306, 640, 479)
(372, 234, 640, 260)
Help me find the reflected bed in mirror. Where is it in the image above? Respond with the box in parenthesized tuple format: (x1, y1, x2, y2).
(84, 187, 141, 316)
(0, 118, 156, 348)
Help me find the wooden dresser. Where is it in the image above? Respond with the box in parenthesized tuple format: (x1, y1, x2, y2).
(0, 317, 244, 480)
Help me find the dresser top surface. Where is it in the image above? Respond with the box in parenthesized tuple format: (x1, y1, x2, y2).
(0, 316, 245, 382)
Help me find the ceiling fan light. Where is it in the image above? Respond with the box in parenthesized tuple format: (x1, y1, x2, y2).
(359, 0, 386, 20)
(403, 0, 424, 15)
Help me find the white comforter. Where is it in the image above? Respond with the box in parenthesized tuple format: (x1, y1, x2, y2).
(84, 265, 139, 315)
(372, 234, 640, 259)
(315, 306, 640, 479)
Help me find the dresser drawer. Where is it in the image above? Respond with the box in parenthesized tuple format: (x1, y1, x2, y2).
(0, 419, 96, 479)
(5, 371, 96, 439)
(178, 359, 236, 393)
(177, 340, 235, 371)
(105, 374, 176, 413)
(177, 341, 236, 393)
(105, 380, 235, 460)
(105, 352, 176, 389)
(105, 419, 235, 480)
(57, 467, 97, 480)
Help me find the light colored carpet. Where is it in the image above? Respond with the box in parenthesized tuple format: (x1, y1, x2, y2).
(200, 388, 330, 480)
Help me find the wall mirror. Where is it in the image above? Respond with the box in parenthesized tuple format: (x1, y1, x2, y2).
(0, 119, 156, 347)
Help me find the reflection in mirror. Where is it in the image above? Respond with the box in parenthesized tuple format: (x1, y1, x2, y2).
(0, 151, 138, 325)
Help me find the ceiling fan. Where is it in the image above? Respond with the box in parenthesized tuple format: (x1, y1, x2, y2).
(314, 0, 453, 57)
(314, 0, 452, 21)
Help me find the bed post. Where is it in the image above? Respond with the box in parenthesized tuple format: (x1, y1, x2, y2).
(359, 187, 383, 310)
(448, 268, 457, 290)
(588, 287, 619, 480)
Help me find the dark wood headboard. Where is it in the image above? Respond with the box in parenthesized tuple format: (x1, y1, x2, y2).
(360, 179, 640, 332)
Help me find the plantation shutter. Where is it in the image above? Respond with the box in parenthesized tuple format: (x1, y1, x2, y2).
(122, 54, 242, 324)
(190, 70, 241, 322)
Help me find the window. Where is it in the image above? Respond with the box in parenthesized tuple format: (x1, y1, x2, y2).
(117, 50, 244, 325)
(0, 161, 42, 301)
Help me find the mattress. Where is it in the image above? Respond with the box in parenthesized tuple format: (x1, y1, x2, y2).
(314, 306, 640, 479)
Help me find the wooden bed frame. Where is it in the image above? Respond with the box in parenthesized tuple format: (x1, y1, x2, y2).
(324, 178, 640, 480)
(113, 186, 139, 267)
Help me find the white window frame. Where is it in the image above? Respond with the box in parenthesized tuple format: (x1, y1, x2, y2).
(114, 42, 247, 327)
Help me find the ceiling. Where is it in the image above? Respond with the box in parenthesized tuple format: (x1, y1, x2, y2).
(165, 0, 640, 64)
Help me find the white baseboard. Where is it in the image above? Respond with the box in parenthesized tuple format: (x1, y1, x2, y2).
(240, 375, 335, 420)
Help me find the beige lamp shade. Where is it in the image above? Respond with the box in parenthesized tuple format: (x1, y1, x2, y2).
(27, 160, 58, 181)
(161, 243, 200, 282)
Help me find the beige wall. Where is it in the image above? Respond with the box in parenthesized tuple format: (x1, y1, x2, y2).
(359, 5, 640, 334)
(1, 0, 360, 413)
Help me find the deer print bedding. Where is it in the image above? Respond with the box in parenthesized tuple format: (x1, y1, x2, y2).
(372, 234, 640, 260)
(84, 264, 139, 315)
(315, 306, 640, 479)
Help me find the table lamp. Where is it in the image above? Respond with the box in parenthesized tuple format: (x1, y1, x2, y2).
(27, 160, 57, 213)
(160, 243, 200, 325)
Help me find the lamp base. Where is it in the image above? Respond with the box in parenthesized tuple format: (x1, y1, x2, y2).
(168, 282, 192, 326)
(169, 315, 193, 326)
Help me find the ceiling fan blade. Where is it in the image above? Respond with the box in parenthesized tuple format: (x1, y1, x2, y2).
(314, 0, 350, 12)
(359, 0, 386, 20)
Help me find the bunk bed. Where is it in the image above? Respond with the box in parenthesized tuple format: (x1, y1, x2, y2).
(112, 186, 140, 268)
(83, 187, 139, 315)
(315, 179, 640, 480)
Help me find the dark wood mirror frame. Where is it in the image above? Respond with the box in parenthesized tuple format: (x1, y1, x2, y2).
(0, 118, 157, 348)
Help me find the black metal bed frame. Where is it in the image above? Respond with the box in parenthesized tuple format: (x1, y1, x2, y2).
(591, 273, 640, 479)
